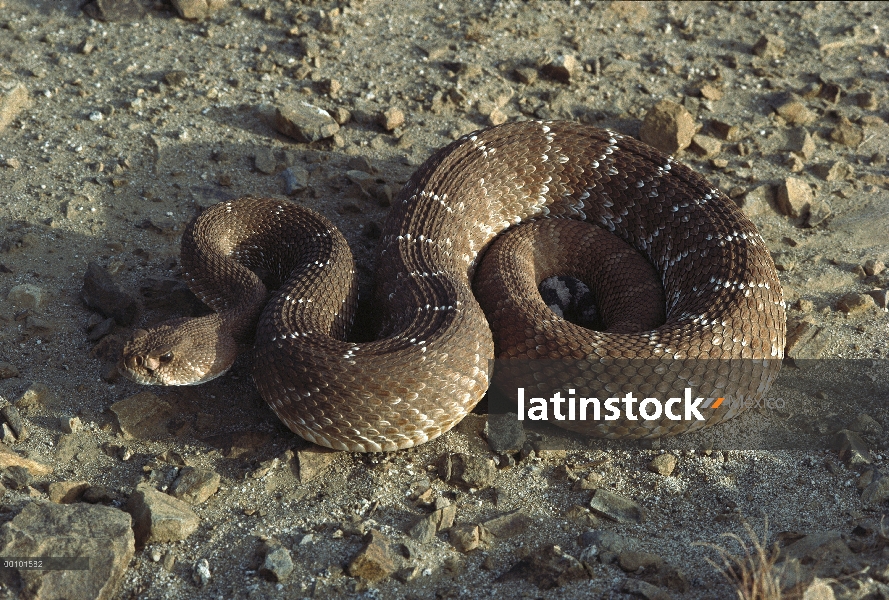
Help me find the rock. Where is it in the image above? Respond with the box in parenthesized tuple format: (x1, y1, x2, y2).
(346, 169, 377, 195)
(378, 107, 404, 131)
(860, 473, 889, 508)
(785, 317, 829, 359)
(573, 472, 603, 490)
(497, 544, 590, 590)
(170, 467, 220, 505)
(294, 444, 337, 483)
(589, 488, 645, 523)
(776, 177, 813, 218)
(282, 164, 309, 195)
(82, 0, 146, 21)
(565, 504, 599, 527)
(582, 530, 634, 564)
(1, 405, 28, 441)
(260, 545, 294, 582)
(449, 523, 480, 552)
(347, 529, 397, 583)
(193, 558, 211, 586)
(541, 54, 577, 83)
(780, 531, 855, 583)
(479, 509, 531, 539)
(409, 503, 456, 543)
(787, 128, 816, 159)
(710, 120, 740, 141)
(8, 284, 46, 312)
(514, 67, 538, 85)
(61, 416, 83, 434)
(622, 578, 673, 600)
(0, 79, 30, 133)
(830, 118, 863, 146)
(0, 502, 134, 600)
(648, 454, 677, 476)
(805, 197, 832, 227)
(856, 91, 878, 110)
(436, 452, 497, 489)
(17, 383, 55, 414)
(3, 465, 33, 489)
(254, 147, 277, 174)
(639, 100, 695, 154)
(829, 430, 872, 467)
(619, 551, 664, 572)
(83, 485, 115, 504)
(864, 260, 885, 277)
(819, 82, 843, 103)
(484, 413, 526, 454)
(866, 288, 888, 309)
(164, 70, 188, 87)
(171, 0, 225, 20)
(139, 278, 199, 311)
(488, 107, 508, 126)
(125, 483, 200, 546)
(698, 84, 723, 101)
(110, 392, 173, 440)
(48, 480, 89, 504)
(81, 262, 139, 326)
(836, 292, 875, 315)
(813, 161, 854, 182)
(273, 100, 339, 143)
(0, 443, 52, 476)
(802, 578, 835, 600)
(752, 34, 786, 59)
(620, 554, 688, 593)
(737, 185, 774, 217)
(689, 134, 721, 157)
(0, 362, 19, 380)
(775, 100, 816, 126)
(1, 425, 15, 444)
(847, 413, 883, 436)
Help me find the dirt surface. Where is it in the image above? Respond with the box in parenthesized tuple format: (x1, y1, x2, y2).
(0, 1, 888, 599)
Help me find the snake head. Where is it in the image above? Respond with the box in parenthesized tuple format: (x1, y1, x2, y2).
(119, 318, 238, 386)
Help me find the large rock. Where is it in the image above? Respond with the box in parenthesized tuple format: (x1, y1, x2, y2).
(0, 502, 134, 600)
(82, 0, 146, 22)
(273, 100, 339, 143)
(81, 262, 139, 326)
(639, 100, 696, 154)
(125, 483, 199, 546)
(497, 544, 591, 590)
(347, 529, 397, 582)
(436, 452, 497, 489)
(0, 79, 30, 132)
(170, 467, 220, 504)
(0, 443, 52, 476)
(171, 0, 226, 20)
(110, 392, 173, 440)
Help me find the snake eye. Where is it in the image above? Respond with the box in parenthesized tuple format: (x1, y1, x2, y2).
(159, 352, 174, 363)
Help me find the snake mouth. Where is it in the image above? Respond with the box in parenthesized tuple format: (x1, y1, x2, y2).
(118, 354, 227, 387)
(118, 356, 159, 385)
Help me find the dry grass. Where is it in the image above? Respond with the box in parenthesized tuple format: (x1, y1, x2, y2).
(696, 519, 791, 600)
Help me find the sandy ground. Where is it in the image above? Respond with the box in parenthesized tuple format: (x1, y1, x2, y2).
(0, 1, 888, 598)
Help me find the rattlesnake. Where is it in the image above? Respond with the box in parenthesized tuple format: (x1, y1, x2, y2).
(120, 121, 785, 452)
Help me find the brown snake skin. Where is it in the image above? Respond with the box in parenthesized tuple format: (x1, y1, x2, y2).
(120, 121, 786, 452)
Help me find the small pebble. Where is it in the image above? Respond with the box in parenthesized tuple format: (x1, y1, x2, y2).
(192, 559, 211, 586)
(60, 416, 82, 434)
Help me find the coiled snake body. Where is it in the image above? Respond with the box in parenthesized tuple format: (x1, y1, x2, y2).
(120, 121, 785, 452)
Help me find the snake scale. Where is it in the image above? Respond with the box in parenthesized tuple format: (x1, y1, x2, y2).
(120, 120, 786, 452)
